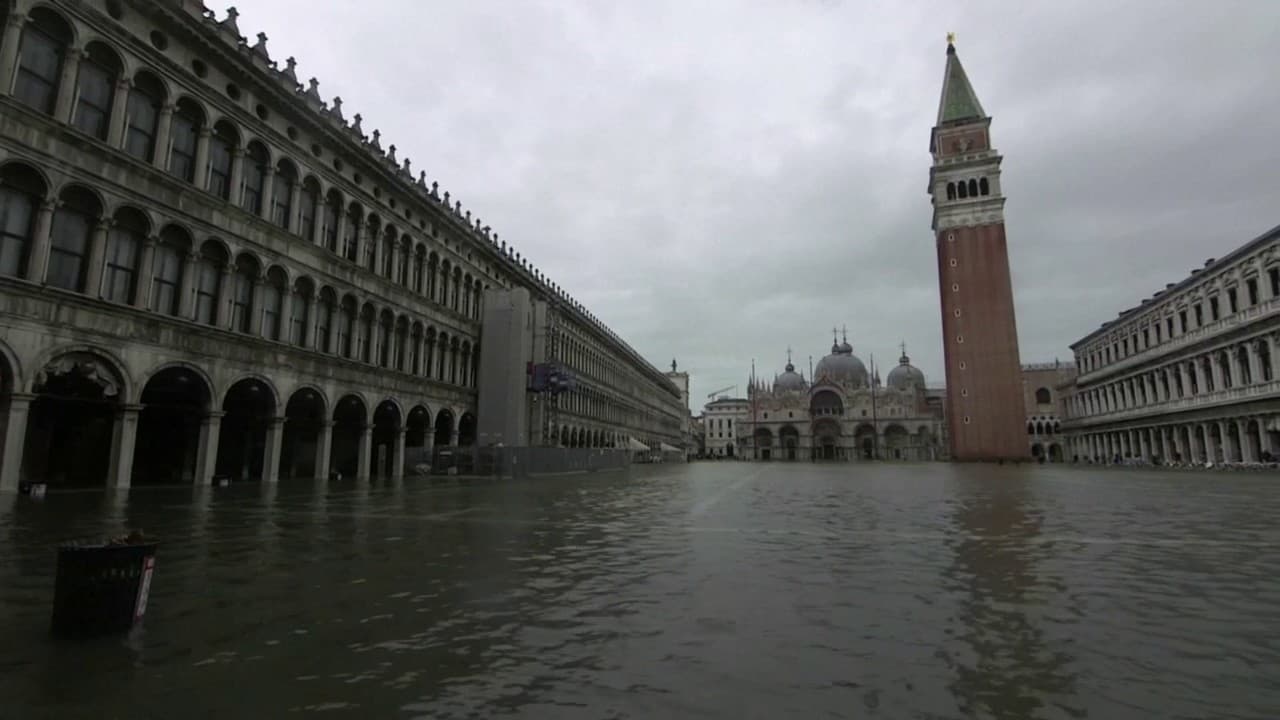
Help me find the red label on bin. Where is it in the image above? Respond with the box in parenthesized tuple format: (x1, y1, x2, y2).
(134, 556, 155, 620)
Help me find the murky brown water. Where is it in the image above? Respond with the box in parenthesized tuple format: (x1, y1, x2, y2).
(2, 463, 1279, 719)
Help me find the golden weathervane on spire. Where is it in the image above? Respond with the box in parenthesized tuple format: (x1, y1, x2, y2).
(946, 31, 956, 45)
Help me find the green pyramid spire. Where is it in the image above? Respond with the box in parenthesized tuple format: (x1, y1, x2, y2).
(936, 42, 986, 125)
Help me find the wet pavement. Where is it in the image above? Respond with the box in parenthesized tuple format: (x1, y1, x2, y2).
(1, 462, 1279, 719)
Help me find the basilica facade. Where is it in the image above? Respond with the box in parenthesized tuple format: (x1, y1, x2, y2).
(743, 334, 945, 461)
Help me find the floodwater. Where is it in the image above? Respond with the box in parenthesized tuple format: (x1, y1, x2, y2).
(1, 463, 1279, 719)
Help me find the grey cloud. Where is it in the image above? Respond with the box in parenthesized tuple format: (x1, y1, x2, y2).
(239, 0, 1280, 405)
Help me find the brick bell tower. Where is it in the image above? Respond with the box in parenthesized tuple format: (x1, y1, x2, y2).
(929, 37, 1027, 461)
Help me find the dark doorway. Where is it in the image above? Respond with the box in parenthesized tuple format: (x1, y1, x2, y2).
(25, 355, 121, 486)
(282, 388, 325, 479)
(216, 378, 276, 481)
(434, 408, 454, 447)
(371, 400, 401, 479)
(136, 366, 209, 484)
(331, 395, 366, 478)
(458, 412, 476, 446)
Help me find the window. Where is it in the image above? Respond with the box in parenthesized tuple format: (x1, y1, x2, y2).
(1247, 278, 1259, 306)
(298, 181, 319, 241)
(381, 234, 394, 278)
(208, 123, 236, 199)
(260, 274, 283, 341)
(1270, 268, 1280, 299)
(979, 177, 989, 195)
(14, 10, 70, 114)
(73, 44, 120, 140)
(337, 303, 354, 358)
(343, 208, 361, 262)
(1178, 310, 1187, 334)
(322, 193, 341, 252)
(231, 262, 254, 332)
(194, 251, 221, 325)
(945, 182, 955, 200)
(316, 295, 333, 351)
(271, 162, 295, 229)
(102, 210, 145, 303)
(1209, 297, 1219, 321)
(240, 143, 268, 215)
(47, 188, 100, 292)
(1166, 317, 1174, 337)
(150, 230, 185, 316)
(1035, 387, 1051, 405)
(289, 285, 309, 345)
(1228, 287, 1238, 314)
(379, 316, 392, 367)
(0, 167, 40, 278)
(124, 74, 165, 162)
(360, 312, 374, 363)
(168, 100, 202, 182)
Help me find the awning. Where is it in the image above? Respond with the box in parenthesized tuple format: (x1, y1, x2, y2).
(659, 443, 681, 453)
(627, 437, 650, 451)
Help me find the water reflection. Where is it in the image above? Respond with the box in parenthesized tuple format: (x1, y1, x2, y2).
(944, 469, 1082, 719)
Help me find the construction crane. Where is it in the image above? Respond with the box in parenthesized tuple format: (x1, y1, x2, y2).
(707, 385, 737, 400)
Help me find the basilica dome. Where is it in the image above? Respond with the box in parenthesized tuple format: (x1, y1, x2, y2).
(887, 350, 926, 391)
(814, 345, 868, 387)
(774, 362, 806, 392)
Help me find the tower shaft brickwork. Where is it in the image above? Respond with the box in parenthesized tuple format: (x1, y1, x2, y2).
(929, 41, 1028, 461)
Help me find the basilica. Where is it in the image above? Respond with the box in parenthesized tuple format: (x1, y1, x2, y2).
(742, 332, 946, 461)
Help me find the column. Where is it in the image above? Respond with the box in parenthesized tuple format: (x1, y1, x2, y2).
(228, 148, 245, 207)
(1209, 423, 1223, 463)
(194, 127, 212, 189)
(194, 412, 224, 484)
(0, 394, 34, 491)
(289, 182, 303, 232)
(324, 304, 338, 355)
(152, 104, 174, 171)
(1269, 334, 1280, 381)
(248, 275, 265, 336)
(275, 287, 292, 343)
(24, 198, 56, 283)
(356, 425, 372, 480)
(301, 291, 316, 349)
(1247, 342, 1263, 386)
(1227, 348, 1243, 388)
(314, 421, 333, 480)
(262, 416, 285, 483)
(83, 220, 110, 299)
(178, 251, 200, 319)
(1186, 362, 1200, 396)
(358, 225, 373, 271)
(1239, 420, 1256, 463)
(390, 240, 402, 284)
(106, 404, 141, 488)
(1222, 421, 1238, 462)
(1210, 354, 1224, 391)
(392, 428, 406, 481)
(259, 166, 275, 221)
(334, 210, 348, 256)
(309, 193, 324, 246)
(132, 236, 157, 309)
(1159, 427, 1171, 462)
(53, 47, 83, 123)
(1171, 426, 1185, 462)
(371, 229, 384, 274)
(1138, 429, 1149, 460)
(108, 78, 130, 149)
(1260, 419, 1275, 458)
(0, 13, 26, 95)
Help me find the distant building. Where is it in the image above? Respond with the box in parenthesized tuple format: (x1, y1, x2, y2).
(739, 332, 944, 461)
(1021, 362, 1077, 462)
(703, 397, 749, 458)
(1060, 224, 1280, 463)
(929, 38, 1027, 461)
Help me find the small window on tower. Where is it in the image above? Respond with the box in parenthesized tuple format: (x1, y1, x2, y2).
(958, 361, 966, 370)
(961, 388, 968, 397)
(963, 416, 972, 424)
(956, 335, 964, 344)
(952, 283, 959, 292)
(958, 182, 968, 199)
(947, 233, 955, 242)
(953, 308, 961, 317)
(949, 258, 958, 268)
(979, 177, 990, 195)
(946, 182, 956, 200)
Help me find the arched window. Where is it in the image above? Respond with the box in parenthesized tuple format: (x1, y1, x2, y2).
(0, 163, 46, 279)
(437, 332, 449, 381)
(474, 285, 483, 319)
(343, 204, 362, 262)
(398, 236, 410, 286)
(207, 121, 238, 200)
(378, 311, 393, 367)
(230, 255, 259, 333)
(452, 268, 462, 310)
(337, 297, 356, 358)
(48, 185, 102, 292)
(1027, 423, 1035, 436)
(14, 8, 72, 114)
(193, 240, 227, 326)
(260, 267, 286, 341)
(168, 98, 204, 183)
(957, 181, 968, 199)
(462, 275, 472, 316)
(410, 323, 423, 374)
(322, 190, 341, 252)
(439, 260, 451, 306)
(359, 306, 375, 363)
(271, 160, 296, 229)
(298, 178, 320, 241)
(412, 246, 425, 294)
(364, 215, 380, 272)
(946, 182, 956, 200)
(150, 226, 189, 316)
(73, 42, 122, 140)
(1035, 387, 1051, 405)
(290, 278, 312, 346)
(427, 253, 439, 300)
(967, 179, 978, 197)
(424, 329, 436, 377)
(381, 226, 394, 278)
(450, 339, 460, 384)
(103, 207, 148, 304)
(315, 289, 335, 352)
(124, 72, 166, 162)
(979, 177, 990, 196)
(240, 142, 269, 215)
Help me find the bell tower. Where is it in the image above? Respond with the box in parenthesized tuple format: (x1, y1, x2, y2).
(929, 36, 1027, 461)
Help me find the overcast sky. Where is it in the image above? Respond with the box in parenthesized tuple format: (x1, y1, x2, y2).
(238, 0, 1279, 411)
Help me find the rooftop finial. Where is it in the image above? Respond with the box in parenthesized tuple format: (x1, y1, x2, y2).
(947, 31, 956, 46)
(842, 324, 848, 344)
(786, 346, 792, 364)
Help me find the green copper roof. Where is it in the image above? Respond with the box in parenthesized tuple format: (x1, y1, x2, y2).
(936, 44, 986, 124)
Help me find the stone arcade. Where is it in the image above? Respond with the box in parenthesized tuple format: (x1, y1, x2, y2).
(0, 0, 684, 489)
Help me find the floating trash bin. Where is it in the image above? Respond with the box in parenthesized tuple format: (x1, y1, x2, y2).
(18, 482, 47, 498)
(51, 534, 158, 638)
(213, 475, 231, 488)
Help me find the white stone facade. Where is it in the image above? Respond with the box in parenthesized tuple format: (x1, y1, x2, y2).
(0, 0, 683, 488)
(1061, 224, 1280, 464)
